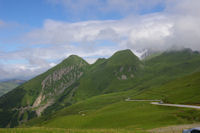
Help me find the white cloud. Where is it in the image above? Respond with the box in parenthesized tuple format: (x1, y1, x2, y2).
(165, 0, 200, 17)
(23, 15, 173, 48)
(0, 44, 119, 80)
(0, 63, 48, 80)
(26, 13, 200, 52)
(1, 0, 200, 80)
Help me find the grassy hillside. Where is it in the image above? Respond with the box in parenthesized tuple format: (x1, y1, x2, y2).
(1, 49, 200, 129)
(73, 49, 143, 99)
(25, 52, 200, 130)
(129, 49, 200, 104)
(144, 49, 200, 79)
(43, 49, 144, 115)
(125, 70, 200, 104)
(0, 55, 89, 127)
(0, 82, 18, 97)
(149, 71, 200, 104)
(0, 80, 25, 97)
(160, 71, 200, 104)
(0, 127, 146, 133)
(129, 49, 200, 96)
(25, 87, 200, 130)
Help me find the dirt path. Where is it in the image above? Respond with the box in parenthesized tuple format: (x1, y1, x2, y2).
(125, 99, 162, 102)
(151, 102, 200, 109)
(125, 98, 200, 110)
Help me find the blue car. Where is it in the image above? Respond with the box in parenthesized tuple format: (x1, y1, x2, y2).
(183, 127, 200, 133)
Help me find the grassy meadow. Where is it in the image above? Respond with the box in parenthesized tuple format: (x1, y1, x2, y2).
(24, 90, 200, 131)
(0, 127, 147, 133)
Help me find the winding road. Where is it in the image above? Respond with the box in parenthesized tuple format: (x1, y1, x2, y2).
(125, 98, 200, 110)
(151, 102, 200, 109)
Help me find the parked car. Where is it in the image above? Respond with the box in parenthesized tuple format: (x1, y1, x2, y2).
(183, 127, 200, 133)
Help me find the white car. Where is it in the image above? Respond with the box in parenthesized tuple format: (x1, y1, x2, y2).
(183, 127, 200, 133)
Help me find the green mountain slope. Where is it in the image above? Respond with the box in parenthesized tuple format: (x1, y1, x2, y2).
(137, 49, 200, 90)
(1, 48, 200, 129)
(152, 71, 200, 104)
(74, 49, 143, 99)
(26, 49, 200, 129)
(0, 55, 89, 127)
(0, 80, 25, 97)
(43, 49, 144, 114)
(25, 76, 200, 130)
(23, 69, 200, 130)
(121, 49, 200, 103)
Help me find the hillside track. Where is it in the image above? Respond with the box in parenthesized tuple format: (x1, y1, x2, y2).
(151, 102, 200, 109)
(125, 99, 200, 109)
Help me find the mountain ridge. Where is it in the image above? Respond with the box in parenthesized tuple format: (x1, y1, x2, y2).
(1, 48, 200, 128)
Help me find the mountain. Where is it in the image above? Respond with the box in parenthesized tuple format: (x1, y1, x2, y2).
(0, 55, 89, 127)
(73, 49, 143, 98)
(1, 48, 200, 129)
(141, 49, 200, 86)
(44, 49, 143, 114)
(25, 71, 200, 130)
(0, 80, 25, 97)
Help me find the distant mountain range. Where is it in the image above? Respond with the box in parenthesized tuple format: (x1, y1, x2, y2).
(0, 48, 200, 128)
(0, 79, 26, 97)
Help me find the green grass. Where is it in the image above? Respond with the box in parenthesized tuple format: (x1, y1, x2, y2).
(25, 89, 200, 130)
(24, 62, 200, 131)
(72, 49, 143, 101)
(157, 71, 200, 104)
(0, 55, 89, 127)
(0, 127, 147, 133)
(130, 71, 200, 104)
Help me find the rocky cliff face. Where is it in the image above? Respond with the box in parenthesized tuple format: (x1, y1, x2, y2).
(115, 66, 135, 80)
(33, 61, 86, 116)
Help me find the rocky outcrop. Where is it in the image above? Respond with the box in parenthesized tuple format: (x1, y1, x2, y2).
(116, 66, 135, 80)
(12, 61, 87, 118)
(121, 75, 127, 80)
(35, 99, 54, 116)
(32, 92, 43, 108)
(130, 74, 134, 78)
(32, 62, 87, 116)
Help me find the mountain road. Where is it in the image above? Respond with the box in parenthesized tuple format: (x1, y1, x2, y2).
(125, 98, 200, 110)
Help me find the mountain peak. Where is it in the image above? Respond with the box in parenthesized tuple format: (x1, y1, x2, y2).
(68, 54, 81, 59)
(93, 58, 106, 65)
(107, 49, 141, 67)
(61, 55, 89, 66)
(112, 49, 134, 56)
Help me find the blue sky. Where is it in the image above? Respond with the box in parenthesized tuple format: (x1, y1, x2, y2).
(0, 0, 200, 80)
(0, 0, 164, 58)
(0, 0, 65, 26)
(0, 0, 165, 25)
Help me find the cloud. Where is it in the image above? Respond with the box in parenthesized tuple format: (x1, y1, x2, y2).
(0, 43, 118, 80)
(1, 0, 200, 80)
(24, 0, 200, 51)
(0, 63, 55, 81)
(24, 12, 200, 51)
(165, 0, 200, 17)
